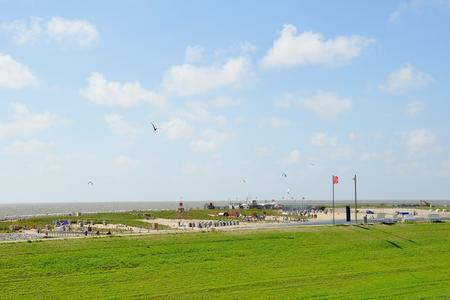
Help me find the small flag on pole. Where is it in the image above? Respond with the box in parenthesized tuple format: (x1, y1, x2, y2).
(333, 175, 339, 185)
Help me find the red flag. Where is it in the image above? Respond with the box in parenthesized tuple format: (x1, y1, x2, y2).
(333, 175, 339, 185)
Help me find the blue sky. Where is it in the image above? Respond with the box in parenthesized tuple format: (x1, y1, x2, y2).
(1, 0, 450, 203)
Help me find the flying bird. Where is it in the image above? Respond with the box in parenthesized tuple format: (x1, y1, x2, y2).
(88, 181, 94, 186)
(282, 173, 287, 178)
(151, 122, 158, 132)
(241, 179, 247, 183)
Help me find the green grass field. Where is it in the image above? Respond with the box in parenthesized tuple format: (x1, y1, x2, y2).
(1, 223, 449, 299)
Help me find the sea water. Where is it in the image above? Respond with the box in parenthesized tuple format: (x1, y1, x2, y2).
(0, 199, 448, 219)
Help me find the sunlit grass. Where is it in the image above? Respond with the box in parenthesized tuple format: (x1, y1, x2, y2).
(1, 222, 449, 299)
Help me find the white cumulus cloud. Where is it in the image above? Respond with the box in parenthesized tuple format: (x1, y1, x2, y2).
(301, 91, 352, 119)
(330, 147, 355, 159)
(259, 117, 289, 129)
(184, 45, 204, 63)
(161, 117, 195, 140)
(190, 129, 232, 153)
(407, 101, 425, 117)
(162, 56, 251, 96)
(105, 113, 139, 137)
(187, 96, 240, 110)
(1, 16, 99, 48)
(405, 129, 440, 153)
(389, 0, 450, 23)
(82, 72, 166, 108)
(312, 132, 338, 147)
(3, 139, 51, 155)
(0, 103, 56, 137)
(261, 24, 373, 69)
(380, 65, 433, 93)
(361, 152, 380, 160)
(278, 91, 351, 119)
(210, 96, 240, 108)
(348, 132, 360, 141)
(179, 107, 227, 128)
(282, 149, 301, 164)
(0, 53, 37, 89)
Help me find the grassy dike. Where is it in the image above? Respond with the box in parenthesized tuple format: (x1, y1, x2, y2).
(1, 222, 449, 299)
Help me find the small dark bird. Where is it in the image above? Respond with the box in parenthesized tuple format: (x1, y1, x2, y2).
(151, 122, 158, 131)
(88, 181, 94, 186)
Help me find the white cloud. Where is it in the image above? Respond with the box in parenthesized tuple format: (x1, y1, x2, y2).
(405, 129, 440, 153)
(38, 152, 95, 171)
(301, 91, 352, 119)
(312, 132, 338, 147)
(3, 139, 51, 155)
(178, 104, 227, 128)
(348, 132, 360, 141)
(112, 155, 139, 168)
(380, 65, 433, 93)
(389, 0, 450, 23)
(185, 46, 204, 63)
(161, 117, 195, 140)
(105, 113, 139, 137)
(330, 147, 355, 159)
(259, 117, 289, 129)
(211, 96, 240, 108)
(0, 103, 56, 137)
(46, 17, 98, 47)
(186, 96, 240, 110)
(213, 41, 258, 57)
(82, 72, 165, 108)
(1, 16, 98, 48)
(282, 149, 301, 164)
(190, 129, 232, 153)
(407, 101, 425, 117)
(239, 41, 258, 55)
(178, 162, 207, 175)
(1, 17, 44, 45)
(162, 56, 251, 96)
(279, 91, 351, 119)
(361, 152, 380, 160)
(0, 53, 37, 89)
(274, 94, 295, 108)
(261, 24, 373, 69)
(389, 1, 421, 23)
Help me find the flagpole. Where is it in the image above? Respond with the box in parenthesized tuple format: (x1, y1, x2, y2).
(354, 174, 358, 224)
(332, 175, 335, 225)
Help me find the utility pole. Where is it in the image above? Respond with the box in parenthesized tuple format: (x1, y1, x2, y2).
(354, 174, 358, 224)
(332, 175, 335, 225)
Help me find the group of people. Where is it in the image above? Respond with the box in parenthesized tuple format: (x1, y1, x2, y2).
(178, 220, 240, 229)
